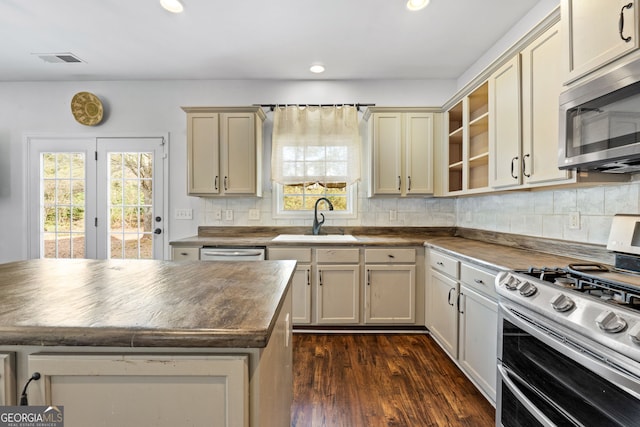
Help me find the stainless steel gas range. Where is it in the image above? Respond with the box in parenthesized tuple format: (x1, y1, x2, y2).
(495, 215, 640, 426)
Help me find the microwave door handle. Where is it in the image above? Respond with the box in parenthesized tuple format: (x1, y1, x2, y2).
(498, 365, 557, 427)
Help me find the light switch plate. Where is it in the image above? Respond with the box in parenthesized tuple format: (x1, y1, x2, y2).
(225, 209, 233, 221)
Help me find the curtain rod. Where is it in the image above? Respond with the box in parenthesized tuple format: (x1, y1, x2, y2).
(254, 103, 375, 112)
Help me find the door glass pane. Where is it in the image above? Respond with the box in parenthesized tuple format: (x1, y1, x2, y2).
(108, 152, 154, 259)
(41, 152, 86, 258)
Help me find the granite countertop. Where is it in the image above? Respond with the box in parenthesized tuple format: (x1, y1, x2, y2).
(171, 226, 611, 269)
(423, 236, 590, 272)
(170, 226, 456, 248)
(0, 259, 295, 348)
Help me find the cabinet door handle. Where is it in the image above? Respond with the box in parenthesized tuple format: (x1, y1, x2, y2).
(620, 3, 634, 42)
(367, 269, 371, 286)
(214, 176, 219, 190)
(447, 287, 456, 306)
(457, 292, 464, 314)
(224, 176, 228, 191)
(510, 156, 519, 179)
(319, 270, 323, 286)
(407, 176, 412, 191)
(522, 154, 531, 178)
(306, 269, 311, 286)
(397, 176, 401, 191)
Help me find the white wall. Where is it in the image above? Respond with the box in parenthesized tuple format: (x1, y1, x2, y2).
(0, 79, 456, 262)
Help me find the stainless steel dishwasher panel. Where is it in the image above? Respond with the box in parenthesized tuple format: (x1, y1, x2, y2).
(200, 247, 265, 261)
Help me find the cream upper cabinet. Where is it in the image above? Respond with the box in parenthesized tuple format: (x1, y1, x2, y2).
(366, 108, 434, 196)
(521, 22, 572, 185)
(182, 106, 266, 197)
(562, 0, 639, 84)
(488, 56, 522, 189)
(490, 22, 573, 190)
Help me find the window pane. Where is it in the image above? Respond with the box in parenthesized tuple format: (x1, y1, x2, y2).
(282, 182, 348, 211)
(108, 151, 154, 260)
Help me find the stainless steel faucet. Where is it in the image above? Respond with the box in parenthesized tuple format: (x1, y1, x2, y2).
(312, 197, 334, 235)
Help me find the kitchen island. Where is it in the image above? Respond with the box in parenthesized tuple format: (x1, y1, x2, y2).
(0, 258, 295, 427)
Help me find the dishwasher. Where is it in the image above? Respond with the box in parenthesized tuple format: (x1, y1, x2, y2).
(199, 247, 266, 261)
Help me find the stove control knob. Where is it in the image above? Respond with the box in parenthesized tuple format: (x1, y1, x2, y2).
(504, 275, 521, 291)
(629, 323, 640, 345)
(517, 281, 537, 297)
(595, 310, 627, 334)
(550, 294, 574, 312)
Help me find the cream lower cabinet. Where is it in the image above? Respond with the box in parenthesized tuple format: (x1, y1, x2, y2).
(171, 246, 201, 261)
(316, 248, 360, 324)
(458, 263, 498, 403)
(268, 247, 312, 324)
(182, 106, 266, 197)
(0, 353, 15, 405)
(427, 249, 498, 404)
(425, 260, 460, 359)
(28, 353, 249, 427)
(364, 248, 416, 324)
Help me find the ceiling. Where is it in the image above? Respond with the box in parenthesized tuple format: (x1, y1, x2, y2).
(0, 0, 542, 82)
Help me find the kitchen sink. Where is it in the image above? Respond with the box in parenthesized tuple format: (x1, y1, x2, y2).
(271, 234, 358, 243)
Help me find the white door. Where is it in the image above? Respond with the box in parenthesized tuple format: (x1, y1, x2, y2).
(28, 136, 166, 260)
(96, 138, 165, 259)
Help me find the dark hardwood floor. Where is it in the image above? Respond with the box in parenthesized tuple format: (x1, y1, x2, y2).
(292, 333, 495, 427)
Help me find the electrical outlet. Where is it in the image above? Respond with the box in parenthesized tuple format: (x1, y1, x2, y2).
(569, 211, 580, 230)
(175, 208, 193, 220)
(389, 210, 397, 221)
(214, 210, 222, 220)
(249, 209, 260, 220)
(225, 209, 233, 221)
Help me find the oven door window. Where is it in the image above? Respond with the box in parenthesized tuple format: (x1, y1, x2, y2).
(500, 317, 640, 427)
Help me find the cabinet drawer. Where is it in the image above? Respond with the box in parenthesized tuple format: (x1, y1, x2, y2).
(430, 250, 459, 278)
(365, 248, 415, 263)
(316, 248, 360, 263)
(172, 247, 200, 261)
(460, 263, 498, 300)
(267, 247, 312, 262)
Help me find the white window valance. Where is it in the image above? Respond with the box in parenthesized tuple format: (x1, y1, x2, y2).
(271, 105, 361, 185)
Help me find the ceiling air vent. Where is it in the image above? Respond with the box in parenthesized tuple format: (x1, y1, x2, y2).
(34, 53, 84, 63)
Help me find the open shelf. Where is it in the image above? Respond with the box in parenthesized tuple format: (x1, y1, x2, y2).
(444, 81, 490, 194)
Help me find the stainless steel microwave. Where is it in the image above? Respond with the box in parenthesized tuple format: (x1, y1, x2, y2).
(559, 58, 640, 173)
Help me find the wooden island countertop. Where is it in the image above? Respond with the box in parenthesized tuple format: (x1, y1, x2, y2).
(0, 258, 296, 348)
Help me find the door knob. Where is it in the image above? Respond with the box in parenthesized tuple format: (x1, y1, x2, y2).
(154, 228, 162, 235)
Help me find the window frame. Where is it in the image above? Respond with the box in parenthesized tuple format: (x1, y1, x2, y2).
(272, 182, 358, 220)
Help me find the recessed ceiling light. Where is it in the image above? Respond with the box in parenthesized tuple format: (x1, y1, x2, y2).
(406, 0, 430, 11)
(160, 0, 184, 13)
(310, 64, 325, 74)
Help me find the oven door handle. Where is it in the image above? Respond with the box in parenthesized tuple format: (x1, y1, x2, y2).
(498, 364, 557, 427)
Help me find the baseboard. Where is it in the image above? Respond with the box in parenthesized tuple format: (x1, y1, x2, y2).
(293, 325, 429, 334)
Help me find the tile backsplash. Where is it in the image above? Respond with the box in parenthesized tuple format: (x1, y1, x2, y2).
(198, 179, 640, 246)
